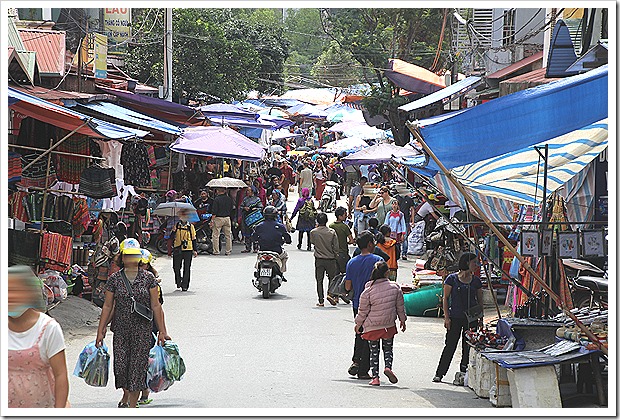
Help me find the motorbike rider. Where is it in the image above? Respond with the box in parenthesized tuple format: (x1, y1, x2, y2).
(252, 206, 292, 278)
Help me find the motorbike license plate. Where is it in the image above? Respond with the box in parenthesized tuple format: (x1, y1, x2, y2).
(260, 268, 272, 277)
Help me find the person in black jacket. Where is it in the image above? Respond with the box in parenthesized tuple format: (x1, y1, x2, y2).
(211, 188, 234, 255)
(252, 206, 292, 274)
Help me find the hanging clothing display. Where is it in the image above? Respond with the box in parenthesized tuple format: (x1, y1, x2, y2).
(94, 139, 124, 181)
(8, 191, 29, 222)
(79, 165, 117, 199)
(72, 198, 90, 236)
(87, 197, 103, 219)
(154, 147, 169, 167)
(101, 178, 136, 211)
(40, 232, 72, 270)
(54, 134, 91, 184)
(54, 195, 74, 223)
(8, 229, 40, 266)
(8, 151, 22, 185)
(120, 142, 150, 187)
(24, 192, 55, 222)
(20, 153, 57, 189)
(147, 146, 157, 167)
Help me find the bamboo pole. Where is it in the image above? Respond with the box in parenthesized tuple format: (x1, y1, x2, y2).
(22, 120, 91, 172)
(9, 144, 106, 160)
(406, 122, 607, 355)
(36, 138, 55, 273)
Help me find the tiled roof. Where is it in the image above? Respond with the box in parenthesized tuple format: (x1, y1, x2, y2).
(18, 28, 65, 76)
(487, 51, 544, 79)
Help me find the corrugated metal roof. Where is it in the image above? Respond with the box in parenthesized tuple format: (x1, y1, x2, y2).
(399, 76, 482, 112)
(546, 20, 579, 78)
(10, 85, 111, 104)
(498, 68, 563, 96)
(7, 17, 25, 49)
(487, 51, 544, 79)
(8, 46, 15, 58)
(18, 28, 65, 76)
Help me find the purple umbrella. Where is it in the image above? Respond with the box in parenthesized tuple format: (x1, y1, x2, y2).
(171, 126, 266, 162)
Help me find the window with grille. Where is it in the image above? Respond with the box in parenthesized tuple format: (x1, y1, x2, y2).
(503, 9, 516, 46)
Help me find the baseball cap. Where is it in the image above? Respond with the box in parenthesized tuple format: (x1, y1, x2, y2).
(140, 249, 153, 265)
(120, 238, 142, 255)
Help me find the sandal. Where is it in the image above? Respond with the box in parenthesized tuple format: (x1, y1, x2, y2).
(138, 397, 153, 405)
(118, 402, 129, 408)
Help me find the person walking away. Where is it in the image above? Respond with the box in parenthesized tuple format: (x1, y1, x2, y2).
(376, 225, 399, 281)
(330, 206, 354, 275)
(384, 200, 407, 263)
(8, 266, 69, 408)
(310, 212, 340, 307)
(344, 165, 360, 197)
(349, 176, 367, 238)
(396, 192, 415, 260)
(371, 186, 397, 228)
(354, 186, 375, 234)
(241, 186, 263, 253)
(172, 208, 197, 291)
(280, 159, 294, 199)
(433, 252, 483, 383)
(344, 231, 383, 380)
(96, 238, 171, 408)
(290, 187, 316, 251)
(354, 261, 407, 386)
(211, 188, 234, 255)
(313, 158, 327, 200)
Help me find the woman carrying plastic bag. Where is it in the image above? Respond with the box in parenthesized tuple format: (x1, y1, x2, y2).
(74, 340, 110, 387)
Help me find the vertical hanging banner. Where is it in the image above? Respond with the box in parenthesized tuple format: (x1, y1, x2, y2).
(92, 33, 108, 79)
(103, 8, 131, 54)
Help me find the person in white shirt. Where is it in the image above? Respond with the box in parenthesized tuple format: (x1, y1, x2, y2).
(8, 266, 68, 408)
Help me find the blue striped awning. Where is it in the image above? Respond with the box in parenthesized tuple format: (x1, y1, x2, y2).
(429, 120, 607, 223)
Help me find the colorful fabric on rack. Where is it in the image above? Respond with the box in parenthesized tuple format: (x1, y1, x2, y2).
(87, 197, 104, 219)
(40, 232, 72, 269)
(54, 134, 91, 183)
(154, 147, 169, 167)
(120, 142, 150, 187)
(19, 153, 57, 189)
(9, 191, 29, 222)
(8, 151, 22, 184)
(73, 198, 91, 236)
(8, 229, 40, 266)
(24, 192, 56, 222)
(150, 169, 160, 189)
(147, 146, 157, 167)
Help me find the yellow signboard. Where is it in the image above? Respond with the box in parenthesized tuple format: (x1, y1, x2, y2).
(93, 33, 108, 79)
(104, 8, 131, 54)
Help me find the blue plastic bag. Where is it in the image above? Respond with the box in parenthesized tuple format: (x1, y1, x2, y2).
(147, 344, 174, 393)
(74, 340, 110, 387)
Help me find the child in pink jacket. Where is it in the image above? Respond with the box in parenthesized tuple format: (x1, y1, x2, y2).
(354, 261, 407, 386)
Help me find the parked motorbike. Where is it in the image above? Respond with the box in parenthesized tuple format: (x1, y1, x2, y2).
(319, 181, 339, 213)
(562, 258, 608, 309)
(253, 251, 285, 299)
(194, 213, 214, 255)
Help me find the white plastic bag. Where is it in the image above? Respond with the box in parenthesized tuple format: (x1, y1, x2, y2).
(407, 220, 425, 255)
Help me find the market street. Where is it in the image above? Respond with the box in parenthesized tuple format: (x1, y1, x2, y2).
(64, 197, 490, 410)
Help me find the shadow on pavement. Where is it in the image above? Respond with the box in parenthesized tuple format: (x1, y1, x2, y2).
(410, 386, 485, 408)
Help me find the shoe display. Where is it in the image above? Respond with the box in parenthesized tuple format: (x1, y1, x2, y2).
(369, 377, 380, 386)
(383, 368, 398, 384)
(348, 363, 359, 376)
(432, 375, 442, 383)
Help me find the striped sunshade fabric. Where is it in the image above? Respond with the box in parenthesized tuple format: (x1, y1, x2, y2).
(432, 119, 607, 225)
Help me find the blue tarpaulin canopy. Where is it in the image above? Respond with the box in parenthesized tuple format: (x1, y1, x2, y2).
(399, 76, 482, 112)
(69, 101, 183, 135)
(411, 64, 608, 174)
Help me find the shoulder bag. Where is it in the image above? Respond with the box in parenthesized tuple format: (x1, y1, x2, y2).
(462, 279, 483, 324)
(120, 270, 154, 322)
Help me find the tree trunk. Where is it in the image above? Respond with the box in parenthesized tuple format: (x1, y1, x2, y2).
(387, 110, 410, 146)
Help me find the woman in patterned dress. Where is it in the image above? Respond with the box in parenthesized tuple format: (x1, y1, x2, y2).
(96, 238, 171, 408)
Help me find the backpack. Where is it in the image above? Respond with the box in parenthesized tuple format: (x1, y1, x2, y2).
(299, 199, 317, 220)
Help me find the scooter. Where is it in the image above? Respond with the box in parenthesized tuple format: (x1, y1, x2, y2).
(253, 251, 285, 299)
(194, 213, 214, 255)
(562, 258, 608, 309)
(319, 180, 339, 213)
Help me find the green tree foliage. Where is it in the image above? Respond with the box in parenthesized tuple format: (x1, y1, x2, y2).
(310, 40, 363, 87)
(282, 8, 329, 83)
(125, 8, 289, 102)
(320, 8, 447, 145)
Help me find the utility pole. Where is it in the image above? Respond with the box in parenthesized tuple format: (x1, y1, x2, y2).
(163, 8, 173, 102)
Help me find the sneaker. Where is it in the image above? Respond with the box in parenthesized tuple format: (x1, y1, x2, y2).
(432, 375, 442, 383)
(384, 368, 398, 384)
(326, 295, 338, 306)
(369, 377, 380, 386)
(348, 363, 359, 376)
(138, 397, 153, 405)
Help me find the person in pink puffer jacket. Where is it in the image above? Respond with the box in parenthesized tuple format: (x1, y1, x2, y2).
(354, 261, 407, 386)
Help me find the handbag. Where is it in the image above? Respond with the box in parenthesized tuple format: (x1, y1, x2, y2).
(120, 270, 154, 322)
(462, 280, 483, 324)
(284, 215, 294, 233)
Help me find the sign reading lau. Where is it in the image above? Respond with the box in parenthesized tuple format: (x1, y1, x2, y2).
(104, 8, 131, 53)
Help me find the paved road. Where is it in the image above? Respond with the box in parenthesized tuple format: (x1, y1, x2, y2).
(66, 193, 491, 411)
